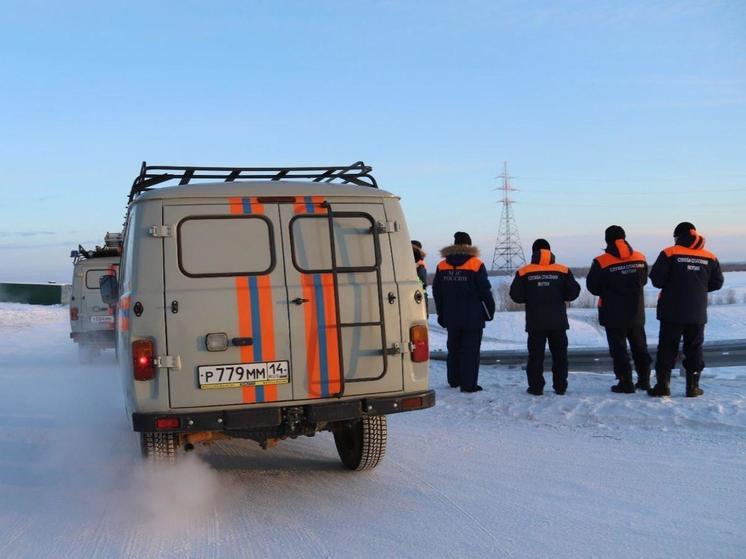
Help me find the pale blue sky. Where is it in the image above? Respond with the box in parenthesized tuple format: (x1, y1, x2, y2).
(1, 0, 744, 281)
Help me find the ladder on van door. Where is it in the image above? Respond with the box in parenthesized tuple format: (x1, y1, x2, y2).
(321, 202, 392, 398)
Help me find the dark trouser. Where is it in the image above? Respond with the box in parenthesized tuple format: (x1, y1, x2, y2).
(446, 328, 483, 390)
(604, 326, 652, 383)
(526, 330, 568, 392)
(654, 322, 705, 385)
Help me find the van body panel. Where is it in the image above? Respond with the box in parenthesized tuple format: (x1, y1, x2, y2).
(117, 201, 169, 416)
(163, 201, 294, 408)
(383, 198, 430, 393)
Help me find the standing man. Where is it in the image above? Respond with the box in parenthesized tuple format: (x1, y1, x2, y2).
(509, 239, 581, 395)
(412, 240, 429, 316)
(586, 225, 652, 393)
(432, 231, 495, 393)
(412, 240, 428, 292)
(648, 222, 724, 397)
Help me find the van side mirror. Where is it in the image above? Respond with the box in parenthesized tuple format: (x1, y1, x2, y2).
(99, 274, 119, 306)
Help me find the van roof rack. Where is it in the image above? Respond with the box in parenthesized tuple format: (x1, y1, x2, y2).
(129, 161, 378, 202)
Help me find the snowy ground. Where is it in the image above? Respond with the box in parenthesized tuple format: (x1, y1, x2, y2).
(1, 303, 745, 558)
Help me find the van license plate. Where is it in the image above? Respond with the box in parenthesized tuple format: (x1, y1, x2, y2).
(90, 315, 114, 323)
(197, 361, 290, 389)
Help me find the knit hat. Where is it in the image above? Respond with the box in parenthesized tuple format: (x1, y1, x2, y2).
(411, 240, 422, 249)
(454, 231, 472, 246)
(531, 238, 550, 252)
(674, 222, 696, 238)
(604, 225, 626, 245)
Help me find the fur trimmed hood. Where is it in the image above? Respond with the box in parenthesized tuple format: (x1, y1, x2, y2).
(440, 244, 480, 258)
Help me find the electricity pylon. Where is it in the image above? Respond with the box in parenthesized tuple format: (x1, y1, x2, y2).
(490, 162, 526, 272)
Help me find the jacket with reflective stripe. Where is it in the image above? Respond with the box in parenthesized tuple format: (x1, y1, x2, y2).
(509, 249, 581, 332)
(586, 239, 648, 328)
(433, 245, 495, 330)
(649, 231, 723, 324)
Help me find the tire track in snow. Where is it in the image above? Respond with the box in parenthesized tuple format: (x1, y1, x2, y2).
(388, 460, 515, 558)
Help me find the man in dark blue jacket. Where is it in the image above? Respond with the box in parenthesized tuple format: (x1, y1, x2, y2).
(586, 225, 651, 393)
(648, 222, 724, 397)
(509, 239, 581, 395)
(432, 231, 495, 393)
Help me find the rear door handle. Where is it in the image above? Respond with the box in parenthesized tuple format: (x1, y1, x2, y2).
(292, 298, 310, 305)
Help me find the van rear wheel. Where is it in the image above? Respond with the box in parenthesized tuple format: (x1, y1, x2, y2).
(333, 415, 387, 471)
(140, 432, 179, 463)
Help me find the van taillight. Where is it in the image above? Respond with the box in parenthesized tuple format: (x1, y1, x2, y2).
(155, 417, 180, 430)
(409, 325, 429, 362)
(70, 307, 79, 321)
(132, 339, 155, 381)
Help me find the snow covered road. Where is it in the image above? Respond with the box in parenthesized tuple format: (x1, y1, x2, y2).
(1, 303, 745, 558)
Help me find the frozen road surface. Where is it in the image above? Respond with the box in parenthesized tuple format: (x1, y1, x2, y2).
(1, 303, 745, 558)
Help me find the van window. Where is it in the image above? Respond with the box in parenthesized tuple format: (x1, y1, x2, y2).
(85, 269, 110, 290)
(177, 216, 274, 277)
(291, 214, 377, 272)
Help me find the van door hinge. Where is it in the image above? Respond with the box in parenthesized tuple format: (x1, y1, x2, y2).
(385, 343, 402, 356)
(374, 221, 399, 234)
(155, 355, 181, 369)
(148, 224, 175, 238)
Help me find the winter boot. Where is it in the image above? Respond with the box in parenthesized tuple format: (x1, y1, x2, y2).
(635, 372, 651, 391)
(647, 370, 671, 397)
(685, 371, 704, 398)
(526, 387, 543, 396)
(611, 372, 635, 394)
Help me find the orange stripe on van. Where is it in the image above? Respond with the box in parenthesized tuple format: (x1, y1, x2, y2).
(229, 197, 243, 215)
(301, 273, 322, 397)
(257, 274, 278, 402)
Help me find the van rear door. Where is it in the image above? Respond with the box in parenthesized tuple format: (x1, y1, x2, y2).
(163, 198, 292, 408)
(80, 265, 115, 331)
(280, 197, 404, 398)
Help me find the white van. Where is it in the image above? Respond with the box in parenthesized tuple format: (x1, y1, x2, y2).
(69, 235, 121, 362)
(101, 162, 433, 470)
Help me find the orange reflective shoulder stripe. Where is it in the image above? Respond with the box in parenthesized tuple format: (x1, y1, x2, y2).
(664, 245, 716, 260)
(460, 258, 483, 272)
(437, 257, 483, 272)
(597, 251, 647, 269)
(595, 253, 619, 269)
(518, 263, 569, 276)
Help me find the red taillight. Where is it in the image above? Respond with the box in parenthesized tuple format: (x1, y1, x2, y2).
(132, 339, 155, 381)
(70, 306, 79, 321)
(155, 417, 180, 430)
(409, 324, 429, 363)
(401, 396, 425, 410)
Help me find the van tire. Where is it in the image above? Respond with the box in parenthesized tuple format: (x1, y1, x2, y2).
(333, 415, 387, 471)
(140, 432, 179, 463)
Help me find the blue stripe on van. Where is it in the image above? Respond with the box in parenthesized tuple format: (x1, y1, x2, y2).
(312, 273, 329, 398)
(243, 199, 264, 402)
(304, 195, 315, 214)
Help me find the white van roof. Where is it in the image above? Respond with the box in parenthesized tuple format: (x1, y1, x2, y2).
(133, 180, 397, 203)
